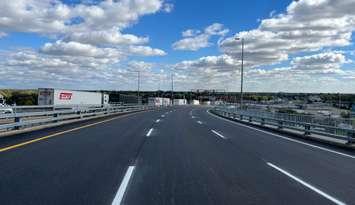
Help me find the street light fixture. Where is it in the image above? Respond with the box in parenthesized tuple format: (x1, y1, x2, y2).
(235, 37, 244, 110)
(130, 71, 140, 104)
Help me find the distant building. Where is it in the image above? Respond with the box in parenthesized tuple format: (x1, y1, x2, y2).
(351, 104, 355, 118)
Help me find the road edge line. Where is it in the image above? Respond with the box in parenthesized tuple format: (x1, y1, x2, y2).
(267, 162, 346, 205)
(207, 109, 355, 159)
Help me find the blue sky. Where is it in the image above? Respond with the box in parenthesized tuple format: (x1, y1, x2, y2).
(1, 0, 355, 92)
(0, 0, 292, 62)
(125, 0, 293, 63)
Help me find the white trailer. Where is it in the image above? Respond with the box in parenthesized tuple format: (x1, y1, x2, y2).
(162, 98, 171, 106)
(148, 97, 171, 106)
(38, 88, 109, 106)
(192, 100, 200, 105)
(148, 97, 162, 106)
(173, 99, 187, 105)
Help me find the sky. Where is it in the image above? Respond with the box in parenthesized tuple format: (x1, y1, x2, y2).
(1, 0, 355, 93)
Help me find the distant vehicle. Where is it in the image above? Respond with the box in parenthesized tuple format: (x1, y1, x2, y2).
(173, 99, 187, 105)
(38, 88, 109, 106)
(0, 105, 13, 114)
(317, 110, 331, 116)
(192, 100, 200, 105)
(148, 97, 171, 106)
(0, 96, 13, 114)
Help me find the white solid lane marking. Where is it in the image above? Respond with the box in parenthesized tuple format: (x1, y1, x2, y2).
(267, 162, 346, 205)
(156, 119, 160, 123)
(207, 110, 355, 159)
(112, 166, 135, 205)
(197, 121, 203, 124)
(211, 129, 227, 139)
(146, 128, 153, 137)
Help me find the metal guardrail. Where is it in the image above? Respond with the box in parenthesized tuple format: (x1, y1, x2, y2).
(0, 104, 156, 133)
(212, 106, 355, 144)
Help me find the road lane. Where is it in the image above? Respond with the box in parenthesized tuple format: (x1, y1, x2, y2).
(194, 107, 355, 204)
(124, 106, 331, 205)
(0, 107, 172, 205)
(1, 105, 354, 205)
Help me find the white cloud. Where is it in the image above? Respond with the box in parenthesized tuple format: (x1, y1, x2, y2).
(204, 23, 229, 36)
(167, 50, 355, 92)
(0, 0, 165, 34)
(128, 45, 167, 56)
(127, 61, 154, 72)
(0, 49, 167, 90)
(0, 32, 7, 38)
(0, 0, 167, 57)
(182, 29, 201, 37)
(173, 23, 229, 51)
(66, 30, 149, 46)
(162, 3, 174, 13)
(172, 34, 211, 51)
(291, 52, 348, 71)
(220, 0, 355, 68)
(174, 54, 238, 72)
(40, 41, 123, 59)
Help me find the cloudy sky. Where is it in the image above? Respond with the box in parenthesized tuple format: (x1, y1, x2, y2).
(1, 0, 355, 93)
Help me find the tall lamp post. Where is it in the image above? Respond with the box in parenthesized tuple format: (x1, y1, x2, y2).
(171, 73, 174, 105)
(235, 37, 244, 109)
(138, 71, 140, 104)
(131, 71, 140, 104)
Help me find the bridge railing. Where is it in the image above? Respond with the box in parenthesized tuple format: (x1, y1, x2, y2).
(0, 104, 156, 133)
(212, 106, 355, 144)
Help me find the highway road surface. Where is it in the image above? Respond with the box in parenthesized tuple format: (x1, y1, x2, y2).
(0, 106, 354, 205)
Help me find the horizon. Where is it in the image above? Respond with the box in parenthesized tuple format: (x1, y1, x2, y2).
(2, 88, 355, 95)
(1, 0, 355, 93)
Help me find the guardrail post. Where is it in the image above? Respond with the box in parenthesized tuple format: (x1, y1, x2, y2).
(278, 120, 283, 130)
(240, 115, 243, 121)
(78, 110, 83, 118)
(14, 116, 21, 130)
(347, 132, 355, 144)
(261, 118, 265, 126)
(248, 116, 252, 122)
(53, 113, 59, 123)
(304, 124, 311, 136)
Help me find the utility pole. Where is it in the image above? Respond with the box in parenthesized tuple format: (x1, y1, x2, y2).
(137, 71, 140, 104)
(171, 73, 174, 105)
(158, 74, 161, 98)
(235, 37, 244, 110)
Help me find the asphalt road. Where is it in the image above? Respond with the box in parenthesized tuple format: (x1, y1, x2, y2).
(0, 106, 354, 205)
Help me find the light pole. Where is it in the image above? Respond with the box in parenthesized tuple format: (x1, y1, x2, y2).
(235, 37, 244, 109)
(132, 71, 140, 104)
(138, 71, 140, 104)
(171, 73, 174, 105)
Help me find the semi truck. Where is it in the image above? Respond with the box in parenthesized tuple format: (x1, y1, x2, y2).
(38, 88, 109, 106)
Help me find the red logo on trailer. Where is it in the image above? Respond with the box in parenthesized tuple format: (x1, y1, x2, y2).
(59, 92, 72, 100)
